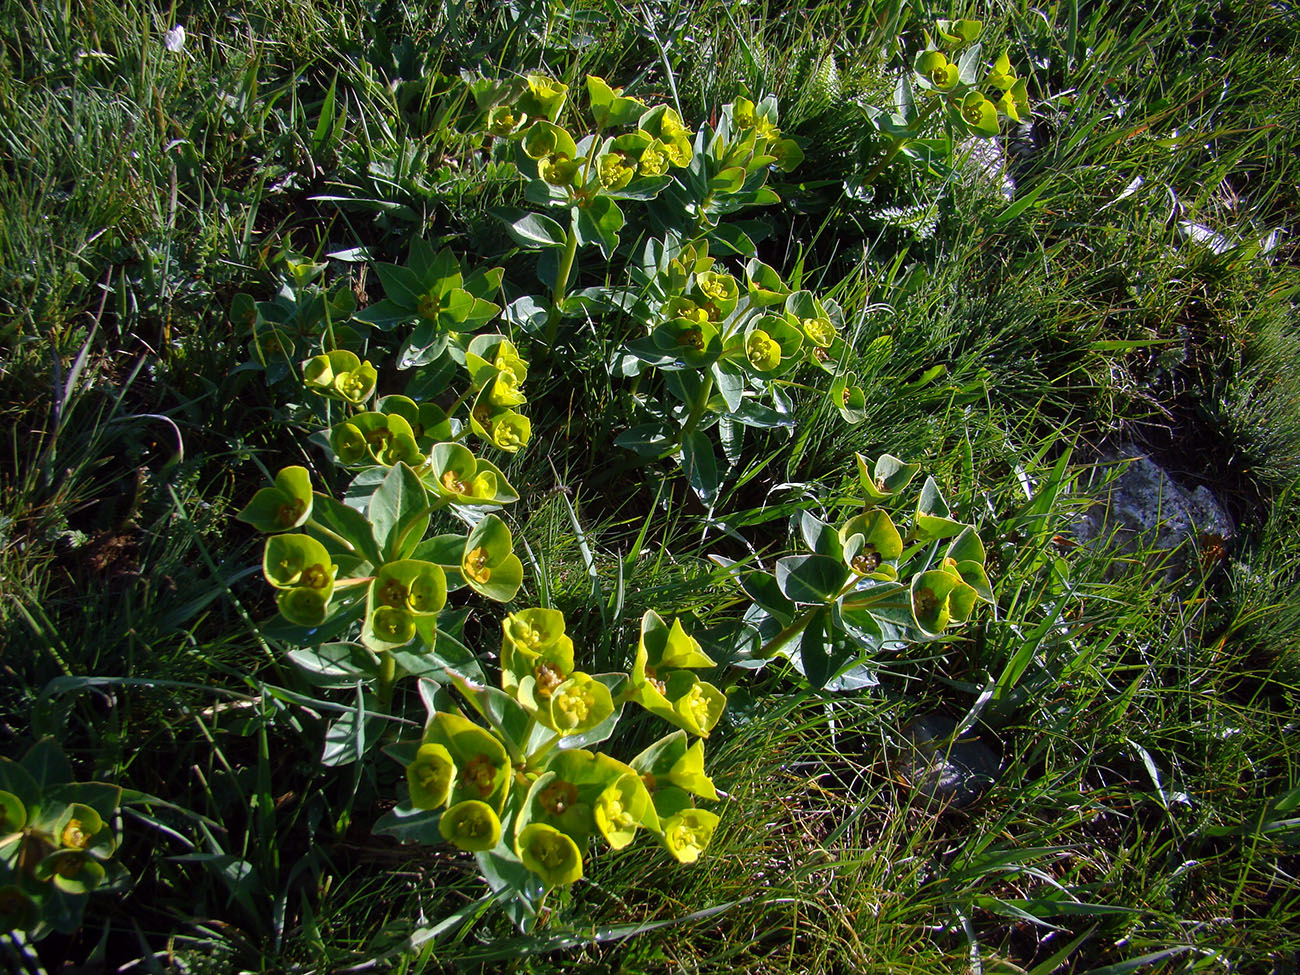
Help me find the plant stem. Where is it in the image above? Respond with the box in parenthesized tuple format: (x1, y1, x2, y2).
(860, 99, 941, 187)
(544, 212, 581, 350)
(305, 518, 356, 553)
(376, 650, 396, 710)
(680, 371, 715, 440)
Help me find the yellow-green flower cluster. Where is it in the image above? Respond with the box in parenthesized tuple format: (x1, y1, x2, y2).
(399, 606, 723, 893)
(911, 23, 1029, 136)
(466, 336, 532, 454)
(486, 73, 696, 200)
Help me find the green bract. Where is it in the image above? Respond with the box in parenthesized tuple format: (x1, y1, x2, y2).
(840, 510, 905, 581)
(302, 349, 378, 404)
(595, 773, 653, 850)
(460, 515, 524, 602)
(425, 711, 511, 812)
(856, 453, 922, 500)
(547, 672, 614, 734)
(987, 51, 1017, 89)
(364, 560, 447, 651)
(517, 823, 582, 888)
(516, 73, 568, 122)
(959, 91, 1000, 137)
(786, 291, 837, 348)
(263, 534, 337, 625)
(406, 743, 455, 809)
(440, 799, 502, 852)
(376, 395, 454, 449)
(916, 49, 960, 91)
(236, 465, 313, 533)
(661, 808, 719, 864)
(632, 612, 725, 737)
(331, 412, 425, 468)
(427, 443, 519, 506)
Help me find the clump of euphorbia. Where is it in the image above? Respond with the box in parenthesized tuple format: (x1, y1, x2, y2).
(380, 605, 722, 918)
(0, 739, 125, 941)
(630, 611, 726, 737)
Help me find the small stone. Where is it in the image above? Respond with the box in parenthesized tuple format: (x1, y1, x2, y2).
(898, 714, 1001, 810)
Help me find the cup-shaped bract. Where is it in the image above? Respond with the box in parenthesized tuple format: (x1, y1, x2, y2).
(547, 672, 615, 735)
(915, 49, 960, 91)
(502, 607, 568, 661)
(263, 534, 337, 624)
(742, 315, 804, 378)
(745, 259, 791, 308)
(636, 611, 717, 673)
(638, 105, 693, 167)
(586, 75, 647, 128)
(468, 392, 533, 454)
(518, 750, 646, 849)
(839, 509, 905, 581)
(768, 136, 804, 172)
(915, 476, 969, 540)
(959, 90, 1000, 137)
(302, 349, 377, 405)
(937, 18, 982, 47)
(693, 270, 740, 319)
(595, 772, 653, 850)
(34, 850, 106, 894)
(522, 119, 577, 162)
(986, 51, 1017, 90)
(785, 291, 837, 349)
(377, 395, 454, 449)
(0, 790, 27, 833)
(331, 412, 425, 468)
(439, 799, 502, 852)
(503, 621, 575, 709)
(54, 802, 116, 859)
(517, 73, 569, 122)
(632, 732, 718, 801)
(372, 560, 447, 617)
(652, 317, 720, 368)
(661, 808, 719, 864)
(517, 823, 583, 887)
(830, 372, 867, 424)
(856, 453, 922, 500)
(596, 148, 637, 190)
(632, 616, 725, 737)
(487, 103, 527, 136)
(236, 465, 313, 533)
(427, 443, 519, 505)
(910, 568, 964, 636)
(461, 514, 524, 602)
(426, 711, 512, 812)
(407, 742, 456, 809)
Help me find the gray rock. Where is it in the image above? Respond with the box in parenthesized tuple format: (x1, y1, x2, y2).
(899, 714, 1001, 809)
(1072, 447, 1235, 580)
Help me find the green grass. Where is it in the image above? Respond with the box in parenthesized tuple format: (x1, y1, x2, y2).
(3, 0, 1300, 970)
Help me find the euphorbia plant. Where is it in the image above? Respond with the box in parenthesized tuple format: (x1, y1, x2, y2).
(716, 453, 995, 688)
(376, 608, 724, 928)
(0, 740, 125, 941)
